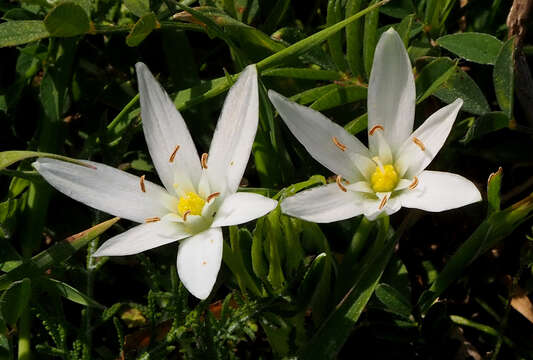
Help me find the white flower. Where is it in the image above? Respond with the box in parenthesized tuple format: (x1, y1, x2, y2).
(268, 28, 481, 222)
(33, 63, 277, 299)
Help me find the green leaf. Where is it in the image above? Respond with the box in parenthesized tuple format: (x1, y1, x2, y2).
(44, 2, 90, 37)
(395, 13, 415, 47)
(299, 252, 334, 325)
(42, 278, 104, 308)
(487, 167, 503, 215)
(0, 278, 31, 325)
(0, 151, 90, 171)
(327, 0, 348, 71)
(123, 0, 150, 17)
(437, 32, 503, 65)
(0, 217, 119, 290)
(0, 20, 50, 47)
(344, 113, 368, 135)
(289, 84, 339, 105)
(256, 0, 388, 70)
(299, 217, 396, 359)
(126, 12, 158, 47)
(363, 0, 380, 79)
(375, 283, 412, 319)
(261, 67, 341, 81)
(415, 58, 457, 103)
(417, 197, 533, 314)
(310, 85, 367, 111)
(460, 111, 508, 144)
(493, 38, 514, 118)
(346, 0, 365, 78)
(434, 66, 490, 115)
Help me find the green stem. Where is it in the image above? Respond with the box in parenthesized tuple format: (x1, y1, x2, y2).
(17, 312, 31, 360)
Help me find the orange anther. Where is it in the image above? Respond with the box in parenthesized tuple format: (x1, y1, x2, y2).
(140, 175, 146, 193)
(412, 137, 425, 151)
(183, 210, 192, 221)
(169, 145, 180, 162)
(369, 125, 384, 136)
(201, 153, 208, 169)
(336, 175, 347, 192)
(408, 176, 419, 190)
(145, 217, 160, 223)
(378, 195, 389, 210)
(332, 136, 347, 151)
(206, 192, 221, 202)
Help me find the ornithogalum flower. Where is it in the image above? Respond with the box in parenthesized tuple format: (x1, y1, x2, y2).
(34, 63, 277, 299)
(268, 28, 481, 222)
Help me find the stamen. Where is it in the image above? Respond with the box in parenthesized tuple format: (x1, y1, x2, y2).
(412, 137, 426, 151)
(169, 145, 180, 162)
(206, 192, 221, 202)
(408, 176, 419, 190)
(369, 125, 384, 136)
(140, 175, 146, 193)
(145, 216, 160, 223)
(202, 260, 207, 265)
(332, 136, 347, 151)
(201, 153, 208, 169)
(372, 156, 385, 172)
(378, 195, 389, 210)
(183, 210, 191, 221)
(336, 175, 347, 192)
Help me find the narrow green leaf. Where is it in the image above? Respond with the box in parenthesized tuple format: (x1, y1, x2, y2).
(363, 0, 380, 79)
(375, 283, 412, 318)
(299, 217, 396, 359)
(327, 0, 348, 71)
(256, 0, 388, 70)
(0, 217, 119, 290)
(0, 151, 90, 171)
(493, 37, 514, 118)
(289, 84, 339, 105)
(251, 217, 269, 280)
(266, 209, 286, 292)
(460, 111, 508, 144)
(344, 113, 368, 135)
(124, 0, 150, 17)
(0, 278, 31, 325)
(434, 66, 490, 115)
(43, 278, 104, 308)
(417, 196, 533, 314)
(345, 0, 365, 78)
(310, 85, 367, 111)
(126, 12, 158, 47)
(261, 67, 341, 81)
(415, 57, 457, 103)
(44, 2, 90, 37)
(487, 167, 503, 215)
(437, 32, 503, 65)
(0, 21, 50, 48)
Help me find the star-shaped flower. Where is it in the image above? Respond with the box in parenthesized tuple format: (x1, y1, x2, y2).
(268, 28, 481, 222)
(34, 63, 277, 299)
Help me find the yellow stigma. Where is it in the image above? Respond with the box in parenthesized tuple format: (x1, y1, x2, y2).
(177, 192, 205, 217)
(370, 164, 399, 192)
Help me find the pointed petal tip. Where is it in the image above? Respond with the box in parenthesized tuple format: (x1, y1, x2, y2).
(135, 62, 147, 73)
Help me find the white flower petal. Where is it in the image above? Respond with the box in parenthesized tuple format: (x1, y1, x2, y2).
(368, 28, 415, 153)
(395, 99, 463, 178)
(269, 90, 371, 182)
(177, 227, 223, 300)
(136, 62, 202, 193)
(280, 183, 364, 223)
(93, 221, 190, 257)
(207, 65, 259, 194)
(371, 129, 393, 164)
(399, 170, 481, 212)
(346, 181, 374, 193)
(33, 158, 175, 223)
(211, 192, 277, 227)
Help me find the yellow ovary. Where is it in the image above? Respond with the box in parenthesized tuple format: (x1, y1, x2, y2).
(370, 164, 399, 193)
(177, 192, 206, 216)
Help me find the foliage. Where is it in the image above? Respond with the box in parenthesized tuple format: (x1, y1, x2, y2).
(1, 0, 533, 359)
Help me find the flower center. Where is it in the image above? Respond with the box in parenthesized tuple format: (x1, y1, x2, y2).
(177, 192, 205, 216)
(370, 164, 398, 192)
